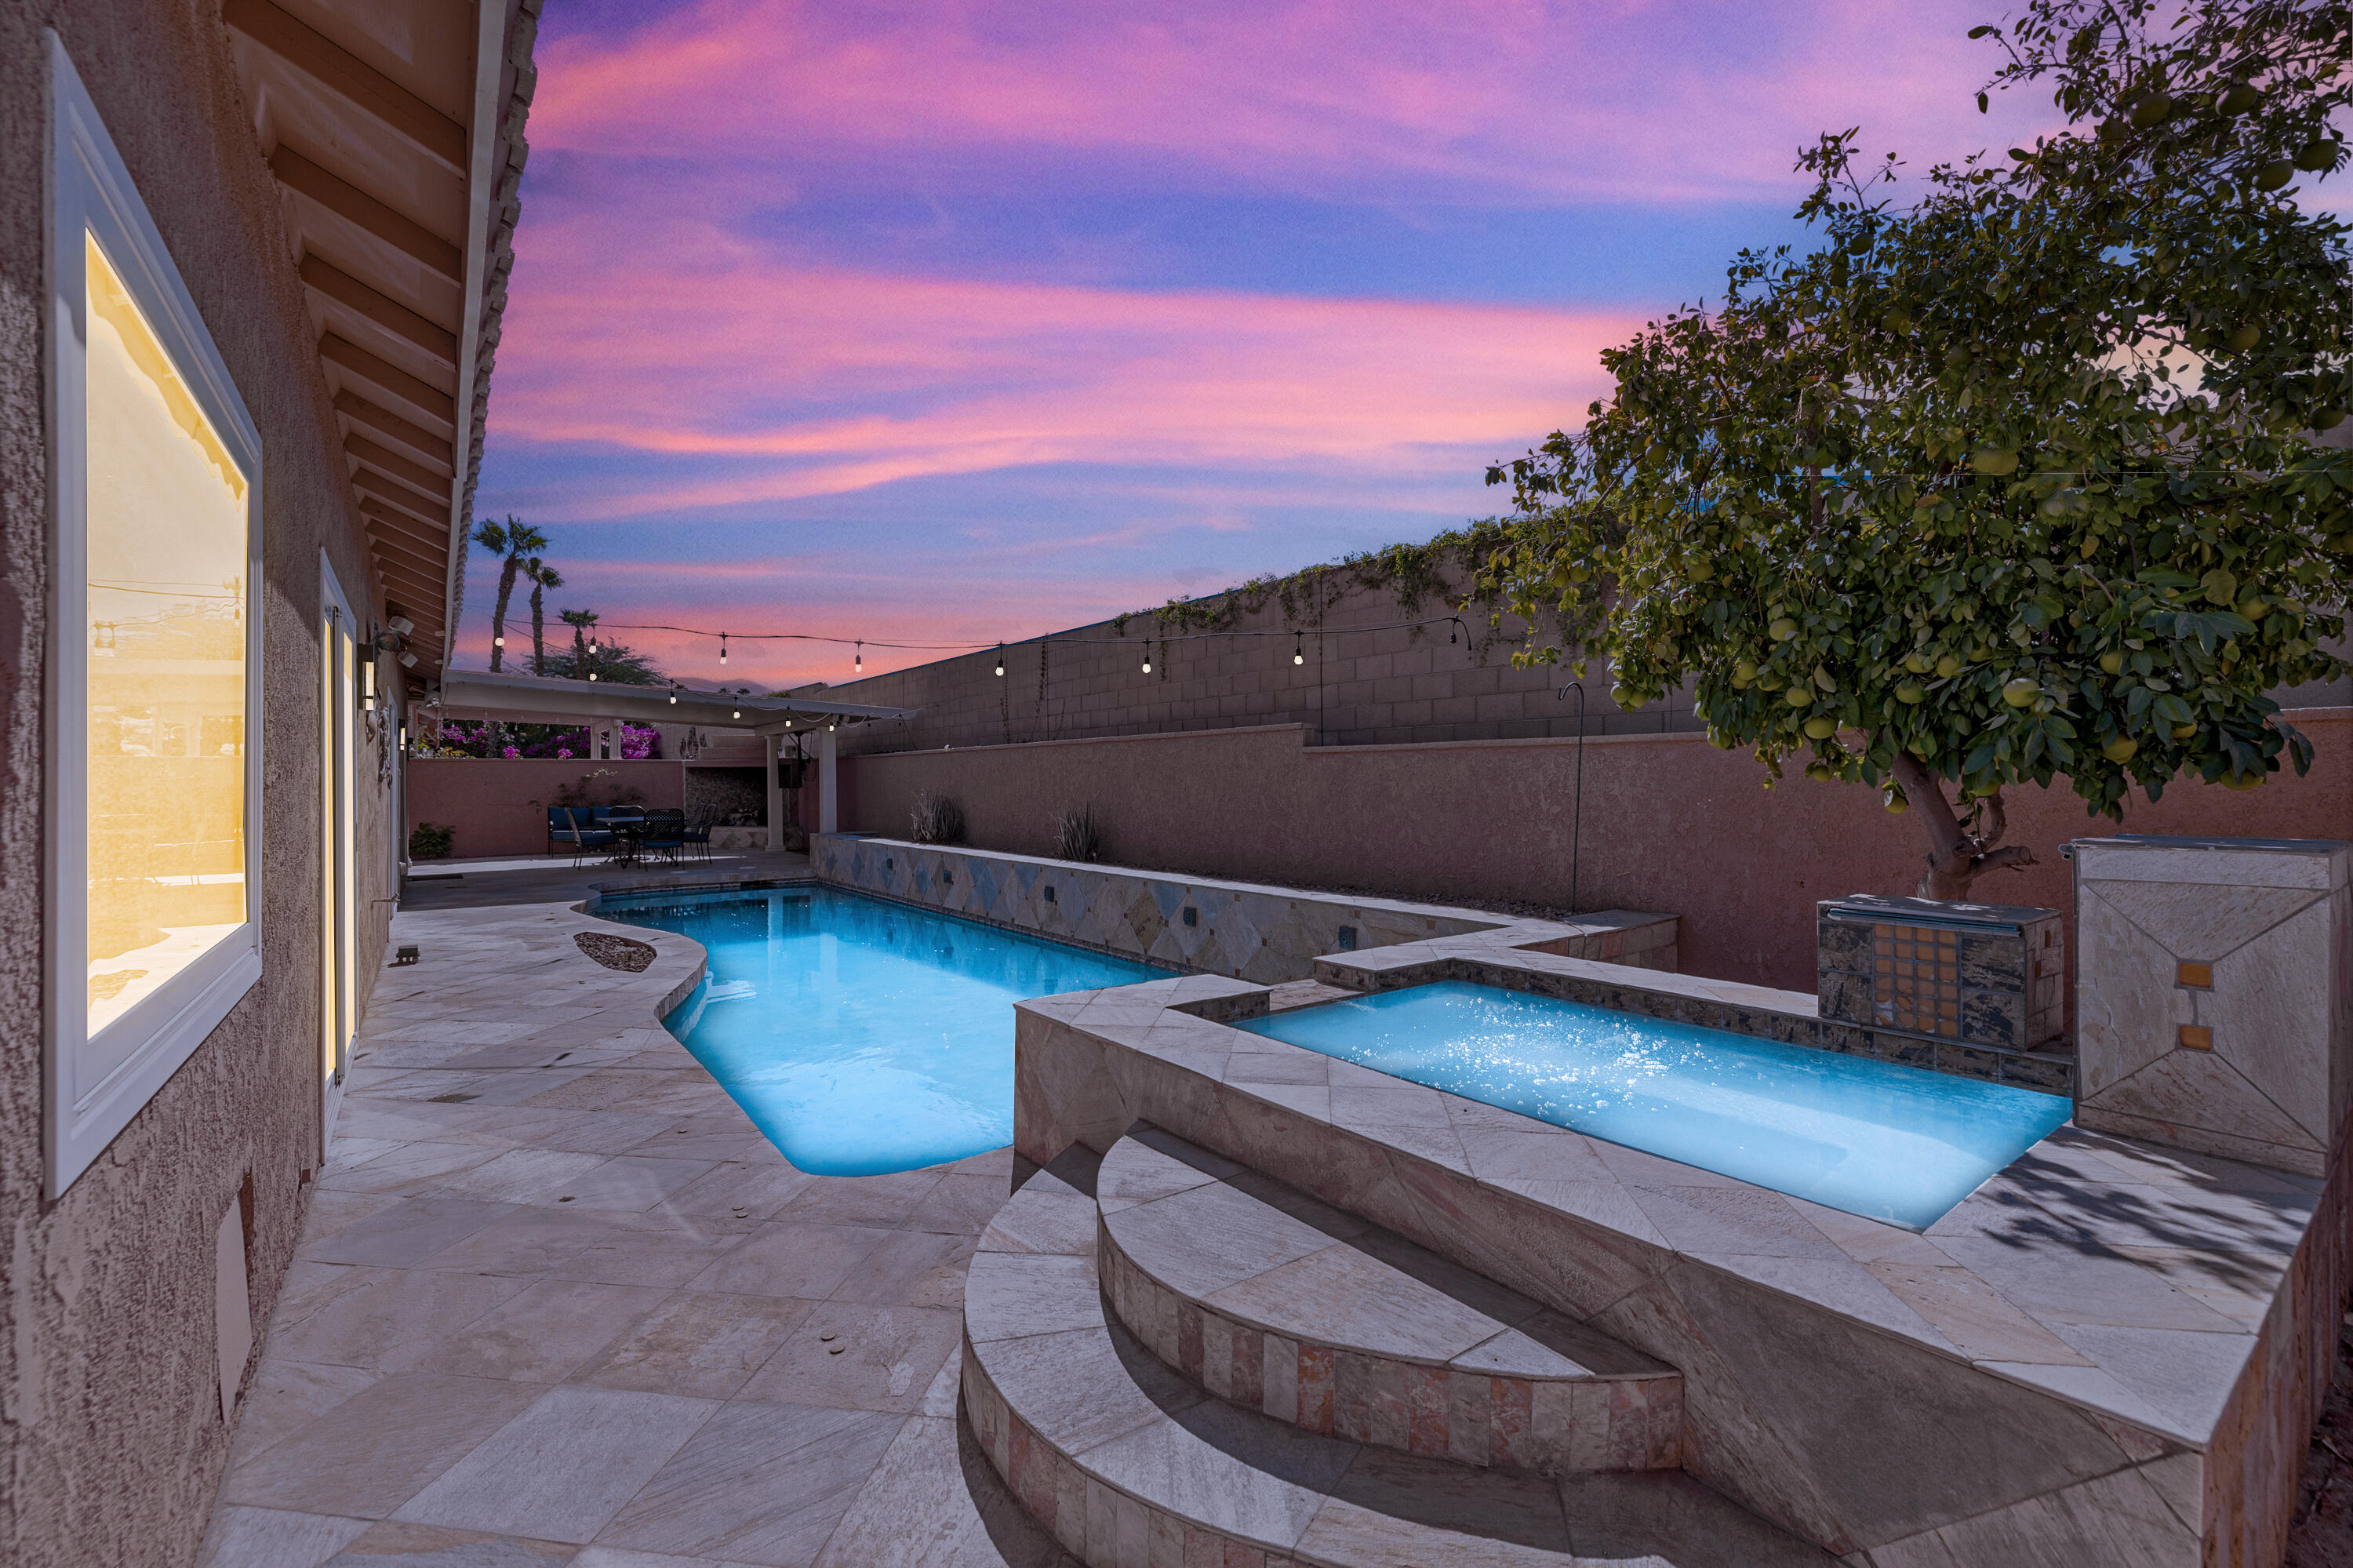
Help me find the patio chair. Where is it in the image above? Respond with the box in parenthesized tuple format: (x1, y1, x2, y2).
(641, 808, 687, 864)
(547, 806, 615, 865)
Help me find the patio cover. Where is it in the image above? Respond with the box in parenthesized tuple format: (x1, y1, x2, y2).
(427, 669, 915, 836)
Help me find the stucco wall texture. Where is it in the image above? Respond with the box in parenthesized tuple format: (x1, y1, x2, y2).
(406, 757, 687, 860)
(2, 6, 398, 1566)
(832, 708, 2353, 996)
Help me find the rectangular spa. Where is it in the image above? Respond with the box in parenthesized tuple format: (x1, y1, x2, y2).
(1235, 980, 2073, 1228)
(598, 885, 1164, 1176)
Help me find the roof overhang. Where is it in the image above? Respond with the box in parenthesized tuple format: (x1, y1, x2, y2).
(432, 670, 915, 736)
(224, 0, 540, 681)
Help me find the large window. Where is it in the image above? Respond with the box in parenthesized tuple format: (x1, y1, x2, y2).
(46, 37, 264, 1195)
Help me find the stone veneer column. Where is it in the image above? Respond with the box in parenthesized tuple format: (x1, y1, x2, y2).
(2072, 835, 2351, 1175)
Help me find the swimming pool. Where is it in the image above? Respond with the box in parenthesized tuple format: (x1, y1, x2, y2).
(598, 886, 1164, 1176)
(1235, 980, 2071, 1229)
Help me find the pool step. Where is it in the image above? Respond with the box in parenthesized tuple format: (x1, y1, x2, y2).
(1096, 1126, 1682, 1475)
(960, 1145, 1829, 1568)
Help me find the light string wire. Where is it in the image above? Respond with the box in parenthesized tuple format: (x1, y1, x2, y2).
(592, 614, 1475, 657)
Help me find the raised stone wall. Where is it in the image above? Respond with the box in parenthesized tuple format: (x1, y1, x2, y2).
(811, 833, 1678, 984)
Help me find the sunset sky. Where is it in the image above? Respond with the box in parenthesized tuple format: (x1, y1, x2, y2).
(467, 0, 2063, 688)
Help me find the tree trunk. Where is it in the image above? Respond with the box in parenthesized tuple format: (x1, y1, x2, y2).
(1888, 751, 2037, 901)
(489, 555, 522, 671)
(530, 584, 546, 675)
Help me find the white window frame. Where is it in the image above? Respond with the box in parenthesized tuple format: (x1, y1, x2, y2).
(44, 35, 266, 1198)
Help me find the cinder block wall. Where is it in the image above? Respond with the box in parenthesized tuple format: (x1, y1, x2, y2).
(810, 562, 1704, 755)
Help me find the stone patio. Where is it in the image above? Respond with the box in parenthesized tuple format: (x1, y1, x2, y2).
(194, 847, 2353, 1567)
(198, 851, 1076, 1568)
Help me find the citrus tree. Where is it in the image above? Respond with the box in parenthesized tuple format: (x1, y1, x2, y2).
(1482, 0, 2353, 899)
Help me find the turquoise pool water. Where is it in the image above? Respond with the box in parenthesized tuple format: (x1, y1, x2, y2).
(598, 886, 1163, 1176)
(1235, 980, 2071, 1229)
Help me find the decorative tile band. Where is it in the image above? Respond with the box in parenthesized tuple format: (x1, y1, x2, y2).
(815, 832, 1678, 985)
(1096, 1213, 1681, 1474)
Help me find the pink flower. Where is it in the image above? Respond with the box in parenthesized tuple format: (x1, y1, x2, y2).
(555, 748, 573, 759)
(502, 746, 521, 759)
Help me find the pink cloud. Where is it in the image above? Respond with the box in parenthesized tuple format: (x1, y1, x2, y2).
(533, 0, 2059, 204)
(493, 216, 1640, 520)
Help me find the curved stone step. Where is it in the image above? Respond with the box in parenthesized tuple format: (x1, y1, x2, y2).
(1096, 1125, 1682, 1475)
(962, 1149, 1827, 1568)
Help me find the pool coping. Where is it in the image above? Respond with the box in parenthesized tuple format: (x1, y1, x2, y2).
(1009, 961, 2340, 1561)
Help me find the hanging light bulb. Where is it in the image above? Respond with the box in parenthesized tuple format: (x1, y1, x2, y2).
(784, 718, 793, 728)
(587, 630, 598, 653)
(994, 645, 1005, 678)
(1141, 641, 1152, 675)
(1449, 617, 1461, 646)
(668, 686, 678, 704)
(827, 722, 836, 732)
(732, 708, 740, 719)
(853, 641, 863, 673)
(493, 634, 504, 648)
(1293, 634, 1304, 666)
(719, 634, 728, 664)
(587, 671, 598, 682)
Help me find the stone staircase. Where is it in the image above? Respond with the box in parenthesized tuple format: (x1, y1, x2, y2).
(961, 1125, 1830, 1567)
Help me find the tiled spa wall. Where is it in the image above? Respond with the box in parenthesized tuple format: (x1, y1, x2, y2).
(810, 833, 1678, 984)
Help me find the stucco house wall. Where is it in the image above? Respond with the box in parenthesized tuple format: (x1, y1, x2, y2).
(0, 5, 399, 1564)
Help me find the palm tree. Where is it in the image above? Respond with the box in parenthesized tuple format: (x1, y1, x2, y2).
(560, 607, 601, 679)
(527, 559, 562, 676)
(472, 515, 547, 672)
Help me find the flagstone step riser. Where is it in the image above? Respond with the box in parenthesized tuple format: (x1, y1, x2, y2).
(1097, 1215, 1682, 1474)
(962, 1330, 1308, 1568)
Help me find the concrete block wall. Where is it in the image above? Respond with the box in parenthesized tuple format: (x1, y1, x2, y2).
(804, 562, 1704, 755)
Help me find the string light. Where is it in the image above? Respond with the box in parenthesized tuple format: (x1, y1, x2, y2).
(1293, 634, 1304, 666)
(732, 708, 740, 719)
(719, 634, 728, 664)
(667, 685, 678, 704)
(993, 645, 1005, 678)
(853, 641, 863, 673)
(493, 634, 504, 648)
(1140, 640, 1152, 675)
(587, 671, 598, 682)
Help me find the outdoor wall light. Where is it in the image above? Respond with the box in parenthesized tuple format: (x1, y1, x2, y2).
(360, 658, 376, 711)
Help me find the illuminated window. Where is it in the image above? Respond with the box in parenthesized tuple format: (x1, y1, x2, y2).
(46, 38, 264, 1195)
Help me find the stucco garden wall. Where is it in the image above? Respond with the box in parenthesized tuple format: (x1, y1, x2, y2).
(406, 759, 687, 860)
(0, 5, 403, 1565)
(831, 708, 2353, 998)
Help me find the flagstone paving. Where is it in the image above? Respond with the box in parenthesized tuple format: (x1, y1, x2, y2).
(198, 853, 1078, 1568)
